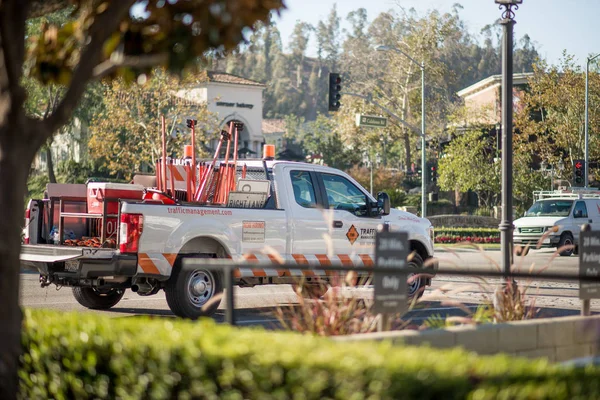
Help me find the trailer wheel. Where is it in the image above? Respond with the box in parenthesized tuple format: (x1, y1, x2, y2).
(72, 287, 125, 310)
(165, 255, 223, 319)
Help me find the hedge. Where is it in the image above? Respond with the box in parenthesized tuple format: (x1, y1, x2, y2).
(19, 309, 600, 399)
(435, 227, 500, 244)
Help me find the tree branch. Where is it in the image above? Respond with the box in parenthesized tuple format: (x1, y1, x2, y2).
(28, 0, 70, 19)
(93, 53, 169, 80)
(0, 0, 29, 98)
(45, 0, 135, 140)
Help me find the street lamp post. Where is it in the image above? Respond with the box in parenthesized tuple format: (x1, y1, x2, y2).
(585, 53, 600, 187)
(496, 0, 522, 281)
(376, 45, 427, 218)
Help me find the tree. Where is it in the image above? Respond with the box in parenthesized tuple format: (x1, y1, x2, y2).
(438, 128, 501, 209)
(0, 1, 283, 397)
(515, 55, 600, 176)
(300, 114, 361, 170)
(88, 69, 219, 180)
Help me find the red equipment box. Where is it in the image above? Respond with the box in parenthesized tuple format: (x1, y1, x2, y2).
(87, 183, 144, 215)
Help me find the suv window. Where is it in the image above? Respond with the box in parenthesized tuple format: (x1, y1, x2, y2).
(574, 201, 588, 218)
(320, 173, 368, 216)
(290, 170, 317, 208)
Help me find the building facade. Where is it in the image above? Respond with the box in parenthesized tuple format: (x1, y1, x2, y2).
(175, 71, 266, 157)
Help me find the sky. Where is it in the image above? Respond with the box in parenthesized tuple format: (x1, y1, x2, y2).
(273, 0, 600, 67)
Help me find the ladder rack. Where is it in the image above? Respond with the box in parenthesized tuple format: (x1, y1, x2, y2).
(533, 189, 600, 201)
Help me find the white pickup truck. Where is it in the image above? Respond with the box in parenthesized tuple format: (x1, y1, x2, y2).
(21, 160, 437, 319)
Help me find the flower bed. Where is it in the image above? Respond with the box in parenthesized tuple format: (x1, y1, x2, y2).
(434, 227, 500, 244)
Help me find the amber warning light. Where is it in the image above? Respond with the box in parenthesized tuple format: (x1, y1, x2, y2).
(263, 144, 275, 160)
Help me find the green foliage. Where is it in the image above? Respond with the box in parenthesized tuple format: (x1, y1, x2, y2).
(346, 165, 405, 197)
(20, 309, 600, 399)
(423, 304, 494, 330)
(436, 227, 499, 236)
(385, 189, 408, 208)
(434, 227, 500, 244)
(298, 114, 362, 170)
(438, 128, 500, 209)
(25, 174, 49, 205)
(88, 70, 219, 180)
(56, 160, 115, 184)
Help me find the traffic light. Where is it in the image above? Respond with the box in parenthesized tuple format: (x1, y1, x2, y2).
(573, 159, 585, 187)
(427, 164, 437, 183)
(328, 73, 342, 112)
(186, 119, 197, 128)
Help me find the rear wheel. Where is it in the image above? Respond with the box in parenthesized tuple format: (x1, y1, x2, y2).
(558, 233, 574, 257)
(165, 255, 223, 319)
(72, 287, 125, 310)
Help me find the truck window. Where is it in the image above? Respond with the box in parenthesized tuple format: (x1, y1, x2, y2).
(574, 201, 588, 218)
(320, 173, 367, 216)
(290, 170, 317, 208)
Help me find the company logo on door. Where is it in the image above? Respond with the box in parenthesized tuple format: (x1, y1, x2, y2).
(346, 226, 376, 245)
(346, 225, 359, 245)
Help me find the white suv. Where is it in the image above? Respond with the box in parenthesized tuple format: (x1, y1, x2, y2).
(513, 191, 600, 256)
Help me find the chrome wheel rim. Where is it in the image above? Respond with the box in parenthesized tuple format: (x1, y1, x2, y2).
(187, 270, 215, 307)
(407, 267, 422, 298)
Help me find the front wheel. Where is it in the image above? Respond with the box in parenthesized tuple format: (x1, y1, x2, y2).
(72, 287, 125, 310)
(165, 256, 223, 319)
(407, 253, 426, 301)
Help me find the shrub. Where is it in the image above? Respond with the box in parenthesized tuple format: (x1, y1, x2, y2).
(19, 309, 600, 399)
(434, 227, 500, 244)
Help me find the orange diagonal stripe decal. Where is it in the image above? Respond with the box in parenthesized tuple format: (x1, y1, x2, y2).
(138, 253, 161, 275)
(163, 253, 177, 267)
(359, 254, 373, 267)
(337, 254, 353, 266)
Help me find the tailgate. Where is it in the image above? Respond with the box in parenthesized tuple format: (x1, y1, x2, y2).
(20, 244, 116, 263)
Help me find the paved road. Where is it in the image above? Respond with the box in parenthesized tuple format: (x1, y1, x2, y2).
(20, 247, 596, 328)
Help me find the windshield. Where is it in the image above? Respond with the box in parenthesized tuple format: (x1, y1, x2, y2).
(525, 200, 573, 217)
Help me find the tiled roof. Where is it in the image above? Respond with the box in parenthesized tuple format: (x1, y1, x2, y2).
(207, 71, 265, 87)
(262, 119, 287, 135)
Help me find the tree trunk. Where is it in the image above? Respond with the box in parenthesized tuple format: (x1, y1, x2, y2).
(0, 123, 35, 400)
(403, 130, 411, 172)
(45, 143, 57, 183)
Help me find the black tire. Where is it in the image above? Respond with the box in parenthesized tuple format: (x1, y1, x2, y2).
(558, 233, 574, 257)
(165, 256, 223, 319)
(407, 253, 426, 300)
(72, 287, 125, 310)
(515, 245, 530, 256)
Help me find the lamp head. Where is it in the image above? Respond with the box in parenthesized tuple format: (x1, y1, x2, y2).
(376, 45, 391, 52)
(495, 0, 522, 4)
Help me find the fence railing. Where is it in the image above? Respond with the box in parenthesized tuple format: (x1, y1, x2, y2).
(183, 259, 599, 326)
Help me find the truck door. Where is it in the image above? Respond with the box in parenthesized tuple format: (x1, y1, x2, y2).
(287, 169, 331, 257)
(314, 171, 381, 259)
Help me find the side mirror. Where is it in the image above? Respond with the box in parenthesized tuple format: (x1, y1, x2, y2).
(574, 210, 583, 218)
(377, 192, 391, 216)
